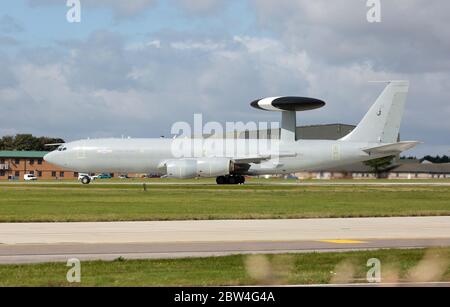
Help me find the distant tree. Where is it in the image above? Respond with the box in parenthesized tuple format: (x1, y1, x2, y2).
(363, 155, 396, 178)
(421, 155, 450, 164)
(0, 134, 65, 151)
(36, 136, 65, 151)
(400, 156, 417, 160)
(12, 134, 39, 151)
(0, 136, 14, 150)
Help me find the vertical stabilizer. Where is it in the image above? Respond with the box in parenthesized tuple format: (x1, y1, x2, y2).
(341, 81, 409, 143)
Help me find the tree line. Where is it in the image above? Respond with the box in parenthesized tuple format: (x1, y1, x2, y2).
(402, 155, 450, 164)
(0, 134, 65, 151)
(421, 155, 450, 164)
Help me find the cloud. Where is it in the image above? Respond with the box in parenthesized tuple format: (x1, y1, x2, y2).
(26, 0, 234, 19)
(170, 39, 225, 51)
(249, 0, 450, 74)
(59, 30, 134, 91)
(0, 15, 24, 33)
(0, 55, 18, 89)
(1, 29, 449, 155)
(0, 31, 308, 140)
(27, 0, 158, 19)
(244, 0, 450, 155)
(126, 40, 161, 51)
(0, 36, 19, 47)
(171, 0, 230, 16)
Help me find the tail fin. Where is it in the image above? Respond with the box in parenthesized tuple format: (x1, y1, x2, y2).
(341, 81, 409, 143)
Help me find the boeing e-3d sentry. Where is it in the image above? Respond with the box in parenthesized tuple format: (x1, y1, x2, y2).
(44, 81, 419, 184)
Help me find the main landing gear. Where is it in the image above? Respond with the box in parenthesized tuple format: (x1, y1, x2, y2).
(216, 175, 245, 185)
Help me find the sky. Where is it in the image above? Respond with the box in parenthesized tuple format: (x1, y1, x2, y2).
(0, 0, 449, 157)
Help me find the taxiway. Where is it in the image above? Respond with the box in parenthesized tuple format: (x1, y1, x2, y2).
(0, 216, 449, 264)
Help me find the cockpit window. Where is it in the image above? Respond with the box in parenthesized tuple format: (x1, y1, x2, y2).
(57, 146, 68, 151)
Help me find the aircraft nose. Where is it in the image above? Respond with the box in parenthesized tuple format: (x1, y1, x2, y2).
(44, 151, 57, 165)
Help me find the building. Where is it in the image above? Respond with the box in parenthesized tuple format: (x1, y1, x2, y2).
(230, 123, 356, 140)
(295, 159, 450, 180)
(386, 161, 450, 179)
(297, 124, 356, 140)
(0, 151, 79, 180)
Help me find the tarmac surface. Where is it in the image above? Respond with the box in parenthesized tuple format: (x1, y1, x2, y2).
(1, 216, 450, 264)
(1, 181, 450, 186)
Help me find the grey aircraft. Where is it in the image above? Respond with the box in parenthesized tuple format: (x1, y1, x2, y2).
(44, 81, 419, 184)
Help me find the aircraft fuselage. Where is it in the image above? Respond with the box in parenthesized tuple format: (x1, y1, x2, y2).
(44, 138, 387, 175)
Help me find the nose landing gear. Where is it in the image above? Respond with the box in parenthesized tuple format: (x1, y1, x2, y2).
(216, 175, 245, 185)
(81, 176, 91, 185)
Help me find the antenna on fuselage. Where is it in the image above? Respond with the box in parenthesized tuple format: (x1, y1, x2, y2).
(250, 96, 326, 142)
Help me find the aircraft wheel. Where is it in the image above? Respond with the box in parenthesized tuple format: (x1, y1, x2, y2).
(81, 176, 91, 185)
(228, 176, 236, 185)
(238, 176, 245, 184)
(216, 176, 226, 185)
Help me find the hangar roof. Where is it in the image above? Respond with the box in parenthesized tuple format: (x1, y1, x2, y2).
(0, 151, 49, 158)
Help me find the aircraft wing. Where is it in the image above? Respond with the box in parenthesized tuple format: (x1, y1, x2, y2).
(232, 156, 271, 164)
(363, 141, 421, 155)
(233, 152, 297, 164)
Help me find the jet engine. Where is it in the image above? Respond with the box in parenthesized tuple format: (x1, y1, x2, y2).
(165, 158, 233, 179)
(197, 158, 233, 178)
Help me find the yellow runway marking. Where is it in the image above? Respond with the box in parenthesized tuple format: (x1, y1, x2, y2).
(318, 240, 368, 244)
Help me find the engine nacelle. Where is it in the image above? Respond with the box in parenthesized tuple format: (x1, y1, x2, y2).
(165, 158, 232, 179)
(197, 158, 232, 178)
(165, 159, 197, 179)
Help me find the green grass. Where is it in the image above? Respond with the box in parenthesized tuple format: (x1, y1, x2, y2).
(0, 182, 449, 222)
(0, 248, 449, 286)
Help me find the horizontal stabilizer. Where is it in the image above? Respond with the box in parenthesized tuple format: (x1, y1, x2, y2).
(363, 141, 421, 155)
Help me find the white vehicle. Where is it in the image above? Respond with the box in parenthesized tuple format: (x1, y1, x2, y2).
(78, 173, 89, 180)
(45, 81, 419, 185)
(24, 174, 37, 181)
(78, 173, 95, 184)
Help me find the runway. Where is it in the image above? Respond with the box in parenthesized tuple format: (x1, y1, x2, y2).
(1, 181, 450, 187)
(1, 216, 450, 264)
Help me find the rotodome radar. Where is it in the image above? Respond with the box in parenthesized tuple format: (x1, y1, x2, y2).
(250, 96, 326, 112)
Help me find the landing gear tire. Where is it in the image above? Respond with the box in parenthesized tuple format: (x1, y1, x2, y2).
(216, 175, 244, 185)
(216, 176, 226, 185)
(81, 176, 91, 185)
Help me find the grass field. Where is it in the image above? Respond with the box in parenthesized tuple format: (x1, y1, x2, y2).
(0, 181, 449, 222)
(0, 248, 448, 286)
